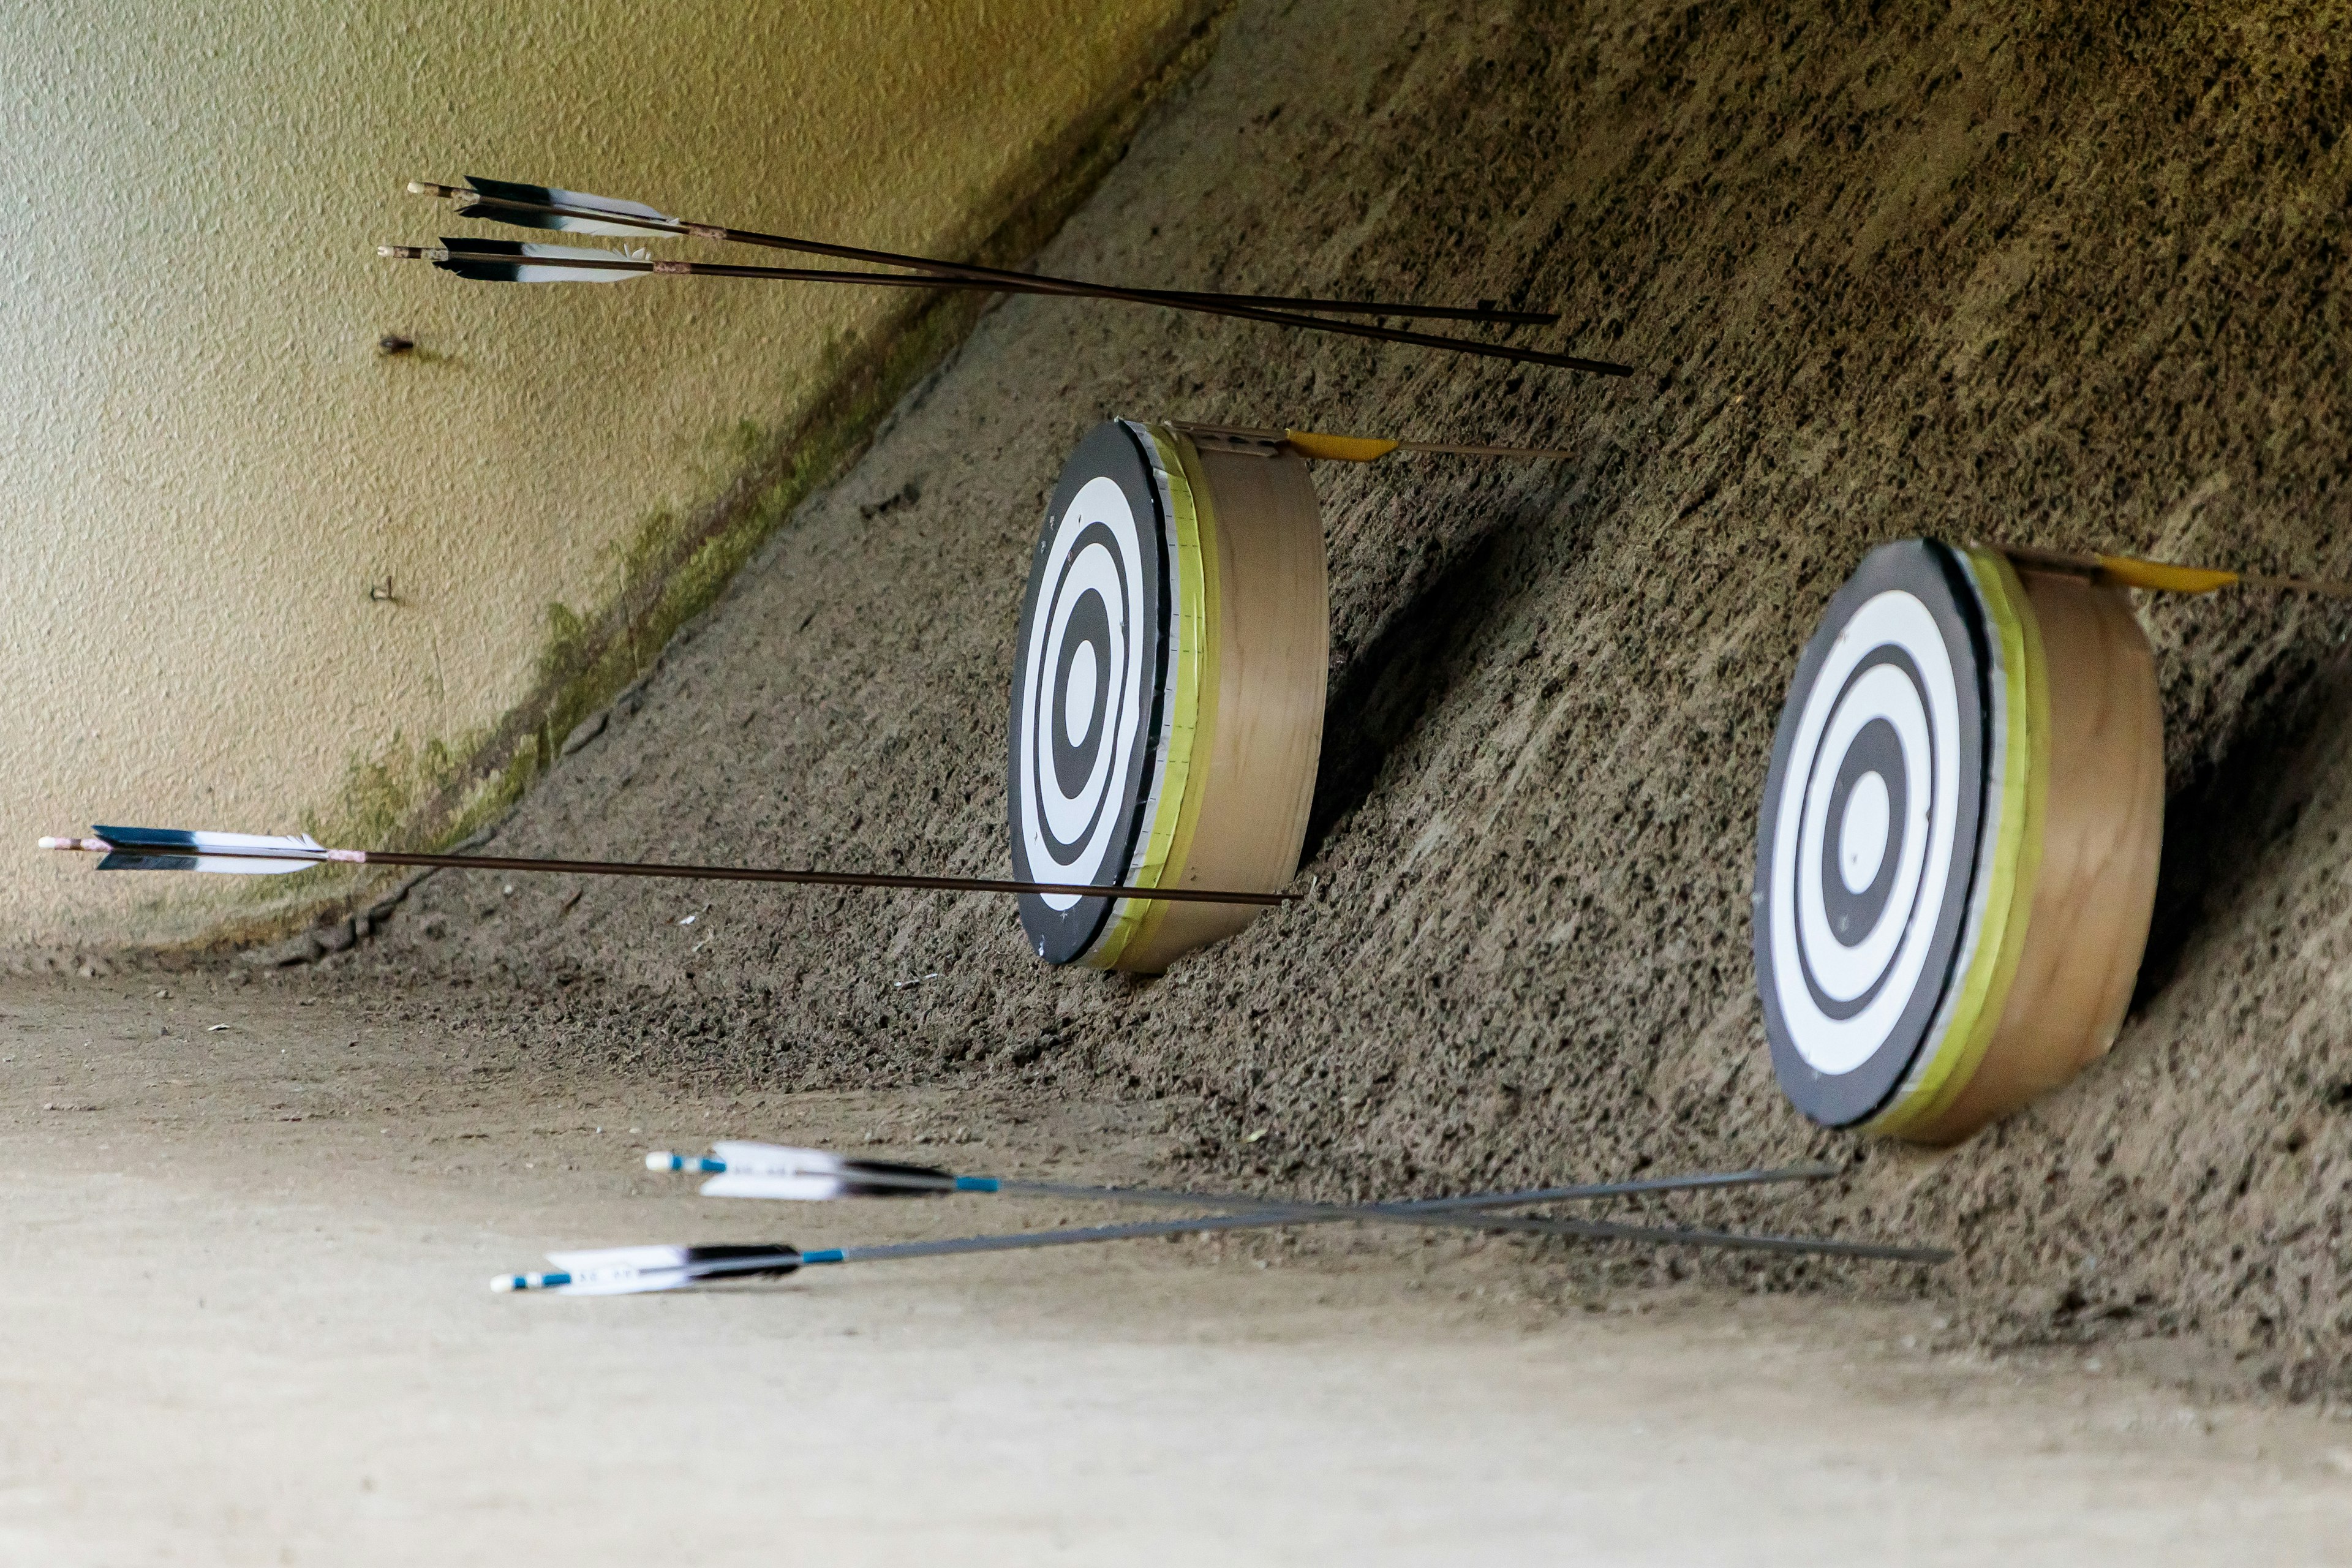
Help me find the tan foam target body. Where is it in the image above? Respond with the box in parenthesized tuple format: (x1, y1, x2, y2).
(1902, 570, 2165, 1145)
(1116, 443, 1329, 974)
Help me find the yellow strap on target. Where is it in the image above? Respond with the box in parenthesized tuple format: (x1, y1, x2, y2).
(1281, 429, 1402, 463)
(2095, 555, 2239, 595)
(1867, 548, 2049, 1139)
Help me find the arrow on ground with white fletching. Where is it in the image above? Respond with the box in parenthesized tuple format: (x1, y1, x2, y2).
(658, 1139, 1829, 1212)
(37, 825, 1294, 907)
(494, 1189, 1950, 1295)
(390, 175, 1630, 375)
(644, 1140, 1945, 1262)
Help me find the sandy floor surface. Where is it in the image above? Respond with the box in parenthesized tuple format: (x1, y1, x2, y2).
(4, 971, 2348, 1566)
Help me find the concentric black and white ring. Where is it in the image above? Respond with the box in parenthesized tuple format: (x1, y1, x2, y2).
(1754, 540, 1988, 1127)
(1007, 422, 1170, 964)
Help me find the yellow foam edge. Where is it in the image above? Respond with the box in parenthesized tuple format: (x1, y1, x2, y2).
(1084, 426, 1219, 968)
(1866, 548, 2050, 1137)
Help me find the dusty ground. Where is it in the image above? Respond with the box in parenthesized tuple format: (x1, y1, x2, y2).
(49, 0, 2352, 1414)
(7, 971, 2352, 1564)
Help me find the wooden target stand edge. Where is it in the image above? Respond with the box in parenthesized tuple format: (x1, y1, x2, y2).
(1872, 548, 2163, 1144)
(1071, 420, 1572, 974)
(1088, 426, 1329, 975)
(1928, 536, 2352, 1142)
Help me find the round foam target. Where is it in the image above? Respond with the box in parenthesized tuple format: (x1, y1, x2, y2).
(1754, 540, 2163, 1144)
(1007, 420, 1327, 974)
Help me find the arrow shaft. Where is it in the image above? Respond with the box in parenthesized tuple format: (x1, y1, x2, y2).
(43, 835, 1291, 907)
(805, 1200, 1943, 1265)
(697, 1159, 1939, 1259)
(927, 1163, 1837, 1213)
(354, 849, 1291, 905)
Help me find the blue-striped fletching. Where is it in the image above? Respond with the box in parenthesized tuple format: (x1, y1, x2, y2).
(459, 176, 678, 238)
(434, 238, 646, 285)
(694, 1141, 954, 1201)
(492, 1243, 803, 1295)
(92, 824, 327, 876)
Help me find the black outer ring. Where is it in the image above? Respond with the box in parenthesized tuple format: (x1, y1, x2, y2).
(1006, 421, 1170, 964)
(1751, 539, 1992, 1128)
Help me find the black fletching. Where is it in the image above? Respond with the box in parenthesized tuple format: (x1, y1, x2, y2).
(839, 1159, 954, 1198)
(678, 1244, 802, 1279)
(433, 236, 528, 283)
(457, 176, 567, 230)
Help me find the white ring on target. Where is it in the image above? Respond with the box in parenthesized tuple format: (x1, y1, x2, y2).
(1840, 771, 1891, 891)
(1063, 643, 1099, 748)
(1017, 475, 1152, 912)
(1795, 662, 1932, 1005)
(1768, 589, 1962, 1076)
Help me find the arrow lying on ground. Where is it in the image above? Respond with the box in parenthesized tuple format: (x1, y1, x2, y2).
(655, 1139, 1822, 1212)
(495, 1193, 1949, 1295)
(388, 175, 1630, 375)
(647, 1140, 1937, 1262)
(36, 826, 1294, 908)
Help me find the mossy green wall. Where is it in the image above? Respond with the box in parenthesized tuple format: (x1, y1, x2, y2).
(1, 0, 1208, 947)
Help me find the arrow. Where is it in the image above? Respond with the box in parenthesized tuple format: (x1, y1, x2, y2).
(394, 176, 1632, 376)
(39, 825, 1295, 908)
(492, 1195, 1950, 1294)
(394, 236, 1265, 298)
(1991, 540, 2352, 600)
(1170, 420, 1577, 463)
(655, 1140, 1929, 1258)
(417, 176, 1556, 326)
(655, 1139, 1831, 1212)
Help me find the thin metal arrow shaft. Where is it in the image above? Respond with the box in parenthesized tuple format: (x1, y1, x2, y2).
(690, 1159, 1946, 1263)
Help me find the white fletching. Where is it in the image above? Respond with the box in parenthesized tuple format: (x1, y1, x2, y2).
(176, 830, 323, 855)
(701, 1171, 848, 1202)
(505, 183, 676, 236)
(506, 242, 649, 284)
(540, 1243, 693, 1296)
(545, 1244, 688, 1272)
(710, 1141, 843, 1176)
(99, 828, 329, 876)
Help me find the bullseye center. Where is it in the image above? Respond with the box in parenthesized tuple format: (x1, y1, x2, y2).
(1063, 643, 1099, 748)
(1839, 771, 1891, 892)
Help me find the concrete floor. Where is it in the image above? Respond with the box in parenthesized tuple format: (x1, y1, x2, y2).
(2, 971, 2346, 1565)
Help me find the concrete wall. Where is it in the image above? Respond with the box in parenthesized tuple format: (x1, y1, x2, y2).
(1, 0, 1200, 947)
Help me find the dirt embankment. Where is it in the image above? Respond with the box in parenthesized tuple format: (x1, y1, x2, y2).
(288, 0, 2352, 1397)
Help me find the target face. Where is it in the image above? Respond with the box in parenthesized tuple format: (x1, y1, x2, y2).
(1008, 423, 1172, 963)
(1754, 541, 1991, 1126)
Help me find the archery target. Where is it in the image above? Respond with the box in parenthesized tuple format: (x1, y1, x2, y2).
(1008, 422, 1167, 964)
(1755, 540, 1992, 1129)
(1755, 539, 2164, 1142)
(1007, 420, 1327, 973)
